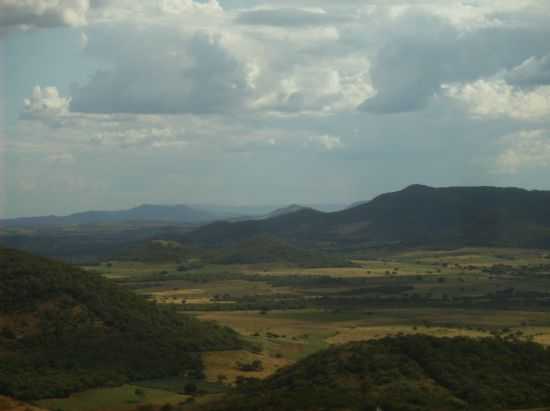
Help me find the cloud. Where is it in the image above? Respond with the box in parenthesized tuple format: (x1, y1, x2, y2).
(0, 0, 90, 31)
(356, 8, 550, 114)
(236, 7, 344, 27)
(86, 0, 223, 23)
(47, 152, 76, 165)
(505, 55, 550, 88)
(307, 135, 343, 151)
(444, 79, 550, 121)
(495, 129, 550, 174)
(71, 31, 252, 114)
(252, 56, 373, 114)
(23, 86, 71, 121)
(93, 127, 187, 149)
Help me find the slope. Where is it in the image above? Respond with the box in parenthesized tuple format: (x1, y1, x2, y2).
(189, 185, 550, 249)
(203, 335, 550, 411)
(0, 248, 242, 400)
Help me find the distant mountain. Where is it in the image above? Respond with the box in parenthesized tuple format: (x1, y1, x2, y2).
(204, 335, 550, 411)
(188, 185, 550, 249)
(0, 204, 217, 227)
(0, 247, 242, 400)
(264, 204, 313, 219)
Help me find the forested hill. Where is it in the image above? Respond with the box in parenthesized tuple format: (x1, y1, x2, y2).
(204, 335, 550, 411)
(189, 185, 550, 249)
(0, 248, 242, 400)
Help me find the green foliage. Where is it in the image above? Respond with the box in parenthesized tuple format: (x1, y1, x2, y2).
(202, 335, 550, 411)
(117, 235, 353, 267)
(208, 236, 353, 267)
(0, 248, 243, 400)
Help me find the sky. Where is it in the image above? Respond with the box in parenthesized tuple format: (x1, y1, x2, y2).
(1, 0, 550, 217)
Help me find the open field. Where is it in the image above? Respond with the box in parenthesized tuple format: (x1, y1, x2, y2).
(36, 385, 188, 411)
(84, 261, 181, 280)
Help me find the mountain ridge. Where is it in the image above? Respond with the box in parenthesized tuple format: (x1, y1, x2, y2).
(188, 185, 550, 249)
(0, 204, 217, 227)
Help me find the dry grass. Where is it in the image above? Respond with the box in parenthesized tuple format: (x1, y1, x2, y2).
(0, 396, 47, 411)
(327, 325, 488, 344)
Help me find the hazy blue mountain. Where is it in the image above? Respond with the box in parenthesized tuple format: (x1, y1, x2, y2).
(0, 204, 217, 227)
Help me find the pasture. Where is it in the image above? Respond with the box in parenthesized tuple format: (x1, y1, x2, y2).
(36, 385, 188, 411)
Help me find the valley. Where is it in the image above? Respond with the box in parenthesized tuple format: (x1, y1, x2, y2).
(39, 246, 550, 411)
(3, 186, 550, 411)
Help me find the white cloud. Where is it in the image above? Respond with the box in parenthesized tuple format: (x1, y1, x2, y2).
(236, 7, 346, 27)
(494, 129, 550, 174)
(0, 0, 90, 31)
(23, 86, 71, 121)
(307, 134, 343, 151)
(444, 80, 550, 121)
(252, 56, 373, 114)
(88, 0, 223, 24)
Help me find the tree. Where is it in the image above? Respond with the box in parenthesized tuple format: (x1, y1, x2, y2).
(135, 388, 146, 401)
(184, 382, 197, 395)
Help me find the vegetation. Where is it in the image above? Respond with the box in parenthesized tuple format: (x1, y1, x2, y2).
(116, 235, 353, 268)
(0, 248, 243, 400)
(208, 236, 353, 267)
(202, 335, 550, 411)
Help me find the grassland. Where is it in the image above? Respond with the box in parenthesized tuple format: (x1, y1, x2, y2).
(36, 385, 188, 411)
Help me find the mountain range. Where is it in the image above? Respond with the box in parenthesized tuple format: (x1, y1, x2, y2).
(0, 204, 218, 227)
(0, 203, 320, 228)
(3, 185, 550, 257)
(188, 185, 550, 249)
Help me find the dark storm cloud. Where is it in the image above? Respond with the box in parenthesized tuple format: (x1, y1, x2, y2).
(70, 31, 252, 114)
(359, 13, 550, 114)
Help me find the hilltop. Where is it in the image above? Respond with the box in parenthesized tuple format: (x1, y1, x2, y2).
(188, 185, 550, 249)
(0, 248, 243, 400)
(264, 204, 314, 219)
(203, 335, 550, 411)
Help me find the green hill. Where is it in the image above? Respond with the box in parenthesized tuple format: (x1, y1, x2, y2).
(0, 248, 242, 400)
(114, 236, 353, 268)
(189, 185, 550, 249)
(208, 235, 353, 267)
(203, 335, 550, 411)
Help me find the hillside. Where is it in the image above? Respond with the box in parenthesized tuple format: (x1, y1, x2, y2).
(0, 248, 242, 400)
(115, 236, 352, 268)
(264, 204, 313, 219)
(0, 204, 217, 227)
(188, 185, 550, 249)
(203, 335, 550, 411)
(0, 224, 195, 263)
(208, 235, 353, 267)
